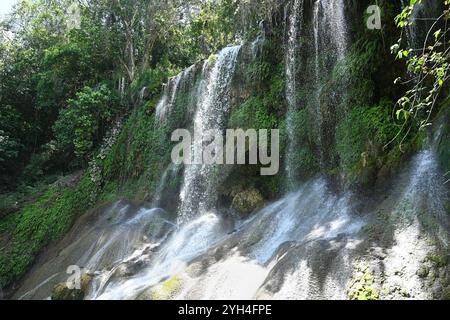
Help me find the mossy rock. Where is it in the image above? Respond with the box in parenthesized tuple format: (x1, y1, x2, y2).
(426, 254, 448, 268)
(51, 274, 92, 300)
(417, 266, 430, 279)
(231, 188, 265, 217)
(138, 275, 183, 300)
(348, 263, 379, 300)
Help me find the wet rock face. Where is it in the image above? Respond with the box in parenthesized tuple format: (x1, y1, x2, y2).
(137, 275, 184, 300)
(13, 201, 176, 300)
(51, 274, 91, 300)
(256, 236, 360, 300)
(231, 188, 265, 217)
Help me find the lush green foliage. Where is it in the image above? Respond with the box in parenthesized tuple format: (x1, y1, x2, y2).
(229, 96, 277, 130)
(287, 109, 320, 178)
(53, 85, 120, 165)
(0, 2, 283, 282)
(392, 0, 450, 135)
(100, 104, 174, 199)
(0, 106, 23, 182)
(336, 101, 398, 172)
(0, 174, 96, 288)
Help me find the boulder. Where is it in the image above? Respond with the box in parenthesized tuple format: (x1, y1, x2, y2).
(231, 188, 265, 217)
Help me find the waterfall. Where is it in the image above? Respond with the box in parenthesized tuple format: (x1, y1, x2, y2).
(162, 178, 364, 300)
(155, 74, 182, 122)
(155, 64, 199, 122)
(16, 142, 449, 299)
(321, 0, 348, 59)
(12, 1, 450, 302)
(94, 212, 228, 300)
(311, 0, 349, 164)
(285, 0, 304, 189)
(285, 0, 350, 178)
(177, 46, 241, 223)
(400, 0, 426, 50)
(138, 87, 147, 105)
(251, 21, 266, 58)
(151, 164, 180, 207)
(378, 146, 450, 299)
(401, 0, 418, 50)
(312, 1, 323, 165)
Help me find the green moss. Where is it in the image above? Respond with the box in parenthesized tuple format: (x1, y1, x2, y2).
(322, 23, 416, 183)
(336, 101, 398, 171)
(362, 224, 378, 241)
(151, 275, 182, 300)
(0, 174, 97, 288)
(229, 96, 278, 130)
(333, 96, 425, 187)
(445, 200, 450, 216)
(0, 211, 16, 234)
(348, 263, 380, 300)
(287, 109, 319, 178)
(98, 181, 120, 203)
(102, 103, 174, 200)
(207, 53, 217, 65)
(426, 254, 448, 268)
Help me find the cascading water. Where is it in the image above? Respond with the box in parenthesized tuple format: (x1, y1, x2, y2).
(155, 74, 182, 122)
(16, 138, 448, 299)
(15, 201, 176, 300)
(251, 21, 266, 58)
(284, 0, 304, 188)
(92, 213, 229, 300)
(370, 144, 450, 299)
(311, 0, 349, 164)
(321, 0, 348, 59)
(313, 1, 322, 163)
(177, 45, 241, 222)
(155, 63, 199, 122)
(285, 0, 350, 180)
(151, 163, 180, 207)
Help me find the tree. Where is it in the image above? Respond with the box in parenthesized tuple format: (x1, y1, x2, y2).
(53, 84, 121, 165)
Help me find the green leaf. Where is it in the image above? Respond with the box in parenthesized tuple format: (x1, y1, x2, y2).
(434, 29, 441, 41)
